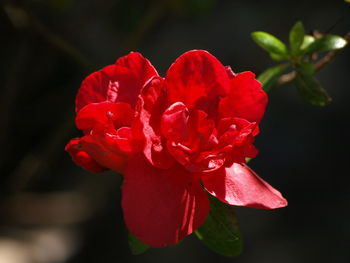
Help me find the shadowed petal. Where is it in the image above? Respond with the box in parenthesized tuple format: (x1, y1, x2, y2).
(65, 138, 106, 173)
(80, 135, 128, 173)
(122, 155, 209, 247)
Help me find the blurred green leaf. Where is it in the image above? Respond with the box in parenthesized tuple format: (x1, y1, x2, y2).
(298, 62, 315, 75)
(289, 21, 305, 55)
(269, 52, 287, 61)
(251, 31, 288, 56)
(195, 195, 242, 257)
(128, 232, 150, 255)
(300, 35, 316, 50)
(303, 35, 347, 54)
(258, 64, 289, 92)
(295, 63, 331, 106)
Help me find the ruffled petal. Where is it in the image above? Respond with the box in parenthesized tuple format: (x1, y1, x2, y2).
(218, 71, 268, 123)
(160, 102, 189, 142)
(65, 138, 106, 173)
(165, 50, 230, 116)
(122, 155, 209, 247)
(76, 52, 158, 112)
(134, 76, 175, 169)
(202, 163, 287, 209)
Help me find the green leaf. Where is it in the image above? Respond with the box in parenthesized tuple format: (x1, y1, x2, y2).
(289, 21, 305, 55)
(251, 31, 288, 56)
(195, 195, 242, 257)
(128, 232, 150, 255)
(295, 63, 331, 106)
(300, 35, 316, 50)
(257, 64, 289, 92)
(303, 35, 347, 54)
(298, 62, 316, 75)
(269, 52, 287, 61)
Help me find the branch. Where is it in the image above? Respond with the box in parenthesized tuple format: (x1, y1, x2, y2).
(276, 32, 350, 86)
(314, 32, 350, 71)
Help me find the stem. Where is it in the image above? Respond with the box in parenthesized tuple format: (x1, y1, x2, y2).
(314, 32, 350, 72)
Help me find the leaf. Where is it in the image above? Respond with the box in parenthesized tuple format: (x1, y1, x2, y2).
(295, 63, 331, 106)
(251, 31, 288, 56)
(300, 35, 316, 50)
(257, 64, 289, 92)
(195, 195, 242, 257)
(303, 35, 347, 54)
(289, 21, 305, 55)
(128, 232, 150, 255)
(269, 52, 286, 61)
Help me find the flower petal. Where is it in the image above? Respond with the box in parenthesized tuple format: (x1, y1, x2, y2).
(115, 51, 158, 85)
(160, 102, 189, 142)
(202, 163, 287, 209)
(79, 135, 128, 173)
(219, 71, 268, 123)
(135, 76, 175, 169)
(165, 50, 230, 115)
(76, 52, 158, 112)
(65, 138, 106, 173)
(75, 101, 133, 133)
(122, 155, 209, 247)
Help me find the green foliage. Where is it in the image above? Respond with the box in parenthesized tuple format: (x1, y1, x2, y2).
(295, 63, 331, 106)
(289, 21, 305, 55)
(303, 35, 347, 55)
(195, 196, 242, 257)
(251, 32, 288, 57)
(300, 35, 316, 51)
(258, 64, 289, 92)
(252, 21, 348, 106)
(128, 232, 150, 255)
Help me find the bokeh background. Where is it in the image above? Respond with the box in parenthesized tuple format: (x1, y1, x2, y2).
(1, 0, 350, 262)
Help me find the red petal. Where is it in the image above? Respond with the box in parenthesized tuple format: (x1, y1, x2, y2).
(218, 71, 268, 123)
(165, 50, 230, 115)
(75, 101, 133, 132)
(65, 138, 106, 173)
(160, 102, 189, 142)
(135, 76, 175, 169)
(75, 65, 116, 112)
(202, 163, 287, 209)
(115, 52, 158, 85)
(80, 135, 128, 173)
(122, 155, 209, 247)
(76, 52, 158, 112)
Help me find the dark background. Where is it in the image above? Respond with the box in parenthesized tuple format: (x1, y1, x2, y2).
(1, 0, 349, 262)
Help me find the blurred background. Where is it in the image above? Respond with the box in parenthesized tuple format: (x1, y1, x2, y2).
(1, 0, 349, 262)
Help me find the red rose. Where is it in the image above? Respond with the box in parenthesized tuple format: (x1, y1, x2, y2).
(66, 50, 287, 248)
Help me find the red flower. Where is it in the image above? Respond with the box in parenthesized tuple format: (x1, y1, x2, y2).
(66, 50, 287, 248)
